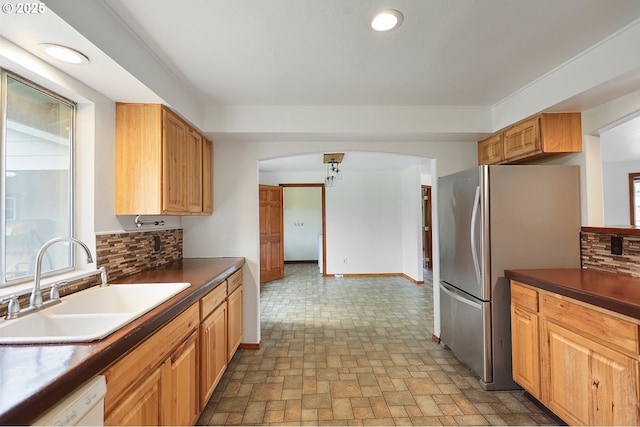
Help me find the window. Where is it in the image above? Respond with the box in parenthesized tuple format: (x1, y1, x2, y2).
(1, 72, 75, 286)
(630, 173, 640, 226)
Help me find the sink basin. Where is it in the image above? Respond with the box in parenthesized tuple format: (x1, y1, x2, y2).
(0, 312, 133, 343)
(0, 282, 190, 344)
(49, 283, 190, 315)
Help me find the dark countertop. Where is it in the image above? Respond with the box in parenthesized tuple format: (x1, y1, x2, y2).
(0, 257, 244, 426)
(505, 268, 640, 319)
(582, 225, 640, 236)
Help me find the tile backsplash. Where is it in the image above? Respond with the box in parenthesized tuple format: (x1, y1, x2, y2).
(96, 228, 183, 281)
(581, 230, 640, 277)
(0, 228, 182, 318)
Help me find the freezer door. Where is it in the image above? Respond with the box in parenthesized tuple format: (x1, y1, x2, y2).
(438, 166, 486, 300)
(439, 281, 492, 384)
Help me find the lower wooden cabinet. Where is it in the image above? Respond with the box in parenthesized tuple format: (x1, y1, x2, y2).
(104, 366, 163, 426)
(542, 313, 639, 426)
(102, 268, 244, 426)
(102, 304, 199, 426)
(199, 299, 227, 409)
(510, 281, 640, 426)
(227, 284, 243, 361)
(510, 303, 541, 399)
(167, 330, 200, 426)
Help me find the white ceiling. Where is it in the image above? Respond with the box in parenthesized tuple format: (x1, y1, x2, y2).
(2, 0, 640, 171)
(90, 0, 640, 108)
(601, 113, 640, 163)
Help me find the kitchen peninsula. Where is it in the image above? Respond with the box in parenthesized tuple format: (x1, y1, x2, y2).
(506, 267, 640, 426)
(0, 257, 244, 426)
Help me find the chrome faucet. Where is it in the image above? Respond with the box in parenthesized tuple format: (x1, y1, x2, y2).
(30, 237, 94, 309)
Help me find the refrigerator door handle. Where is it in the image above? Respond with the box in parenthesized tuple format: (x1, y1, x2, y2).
(440, 282, 482, 309)
(470, 185, 482, 288)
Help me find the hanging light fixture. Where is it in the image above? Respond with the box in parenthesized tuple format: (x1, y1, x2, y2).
(324, 153, 344, 187)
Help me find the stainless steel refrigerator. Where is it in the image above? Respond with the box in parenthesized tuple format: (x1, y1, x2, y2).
(437, 165, 581, 390)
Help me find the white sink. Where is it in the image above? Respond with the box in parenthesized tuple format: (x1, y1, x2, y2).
(0, 282, 190, 344)
(49, 283, 190, 315)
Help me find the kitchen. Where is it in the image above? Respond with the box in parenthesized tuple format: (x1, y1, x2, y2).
(1, 0, 640, 425)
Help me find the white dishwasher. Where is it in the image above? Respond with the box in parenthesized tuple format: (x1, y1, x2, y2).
(32, 375, 107, 426)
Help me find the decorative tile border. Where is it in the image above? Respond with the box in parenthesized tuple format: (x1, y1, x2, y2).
(0, 229, 183, 318)
(581, 231, 640, 277)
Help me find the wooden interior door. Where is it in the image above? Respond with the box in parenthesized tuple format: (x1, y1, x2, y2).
(259, 185, 284, 282)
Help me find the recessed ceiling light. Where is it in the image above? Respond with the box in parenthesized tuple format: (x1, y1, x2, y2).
(371, 9, 404, 32)
(39, 43, 89, 64)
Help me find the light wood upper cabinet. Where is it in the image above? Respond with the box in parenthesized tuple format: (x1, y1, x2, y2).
(202, 138, 213, 214)
(503, 117, 540, 161)
(116, 103, 212, 215)
(184, 127, 203, 214)
(478, 113, 582, 165)
(162, 109, 189, 213)
(510, 280, 640, 426)
(477, 133, 504, 165)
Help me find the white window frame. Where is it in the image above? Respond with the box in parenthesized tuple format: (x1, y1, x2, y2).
(0, 70, 76, 287)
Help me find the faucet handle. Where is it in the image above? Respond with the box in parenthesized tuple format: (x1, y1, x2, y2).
(50, 282, 65, 300)
(0, 295, 21, 320)
(99, 266, 109, 287)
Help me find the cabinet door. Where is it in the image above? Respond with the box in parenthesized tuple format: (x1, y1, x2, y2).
(162, 110, 188, 213)
(478, 133, 504, 165)
(227, 285, 243, 361)
(543, 321, 591, 426)
(166, 330, 199, 426)
(115, 103, 163, 214)
(511, 304, 541, 399)
(185, 128, 203, 213)
(200, 302, 227, 409)
(503, 117, 540, 162)
(202, 138, 213, 214)
(105, 367, 163, 426)
(589, 339, 639, 425)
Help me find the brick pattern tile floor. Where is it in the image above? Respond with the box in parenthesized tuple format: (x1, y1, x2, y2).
(197, 263, 557, 426)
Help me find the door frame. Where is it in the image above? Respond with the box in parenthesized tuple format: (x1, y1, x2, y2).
(280, 183, 327, 276)
(629, 172, 640, 226)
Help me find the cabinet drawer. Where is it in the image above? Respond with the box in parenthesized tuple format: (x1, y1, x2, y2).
(200, 281, 227, 320)
(511, 281, 539, 312)
(227, 269, 242, 294)
(541, 293, 640, 356)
